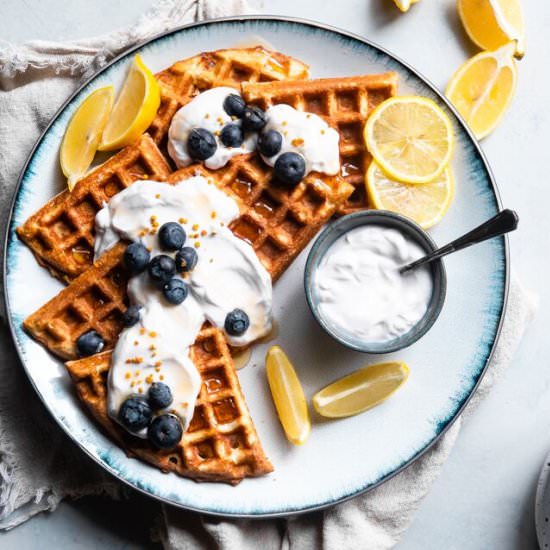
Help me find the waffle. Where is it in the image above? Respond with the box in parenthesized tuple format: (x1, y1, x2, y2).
(17, 48, 309, 284)
(17, 134, 172, 283)
(241, 73, 398, 214)
(65, 326, 273, 484)
(24, 159, 352, 360)
(149, 47, 310, 149)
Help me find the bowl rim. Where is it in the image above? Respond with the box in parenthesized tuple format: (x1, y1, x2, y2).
(304, 209, 448, 353)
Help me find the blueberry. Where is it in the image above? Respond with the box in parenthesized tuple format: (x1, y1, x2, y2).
(175, 247, 198, 272)
(148, 414, 183, 450)
(242, 106, 267, 132)
(258, 130, 283, 157)
(148, 255, 176, 287)
(148, 382, 173, 409)
(76, 330, 104, 357)
(118, 396, 152, 433)
(158, 222, 186, 251)
(123, 305, 142, 327)
(224, 309, 250, 336)
(223, 93, 246, 118)
(187, 128, 217, 161)
(220, 123, 244, 148)
(163, 278, 188, 305)
(274, 152, 306, 186)
(124, 243, 150, 275)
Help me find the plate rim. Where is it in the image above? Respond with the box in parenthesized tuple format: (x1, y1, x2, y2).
(3, 14, 510, 519)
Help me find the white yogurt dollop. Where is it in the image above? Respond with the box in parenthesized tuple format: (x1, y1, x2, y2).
(261, 104, 340, 176)
(167, 87, 256, 170)
(314, 225, 433, 343)
(94, 177, 273, 435)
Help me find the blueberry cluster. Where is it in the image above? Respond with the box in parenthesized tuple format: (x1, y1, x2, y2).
(118, 382, 183, 449)
(123, 222, 198, 308)
(188, 93, 306, 187)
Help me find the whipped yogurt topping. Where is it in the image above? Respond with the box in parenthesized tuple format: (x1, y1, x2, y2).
(261, 104, 340, 176)
(94, 177, 273, 434)
(314, 225, 433, 343)
(167, 87, 256, 170)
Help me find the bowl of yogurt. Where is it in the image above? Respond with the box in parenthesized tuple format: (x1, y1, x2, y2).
(304, 210, 447, 354)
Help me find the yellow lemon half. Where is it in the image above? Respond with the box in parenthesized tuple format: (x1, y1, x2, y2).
(60, 86, 114, 191)
(266, 346, 310, 445)
(446, 42, 517, 140)
(364, 96, 454, 184)
(367, 162, 454, 229)
(457, 0, 525, 59)
(313, 362, 409, 419)
(99, 54, 160, 151)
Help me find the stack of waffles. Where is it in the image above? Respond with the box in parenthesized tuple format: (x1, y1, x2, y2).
(18, 46, 398, 484)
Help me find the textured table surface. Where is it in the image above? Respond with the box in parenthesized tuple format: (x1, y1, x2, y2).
(1, 1, 548, 548)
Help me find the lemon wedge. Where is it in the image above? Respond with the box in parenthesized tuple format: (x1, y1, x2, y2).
(367, 162, 454, 229)
(457, 0, 525, 59)
(446, 42, 517, 140)
(364, 96, 454, 185)
(99, 55, 160, 151)
(313, 362, 409, 419)
(60, 86, 114, 191)
(266, 346, 310, 445)
(393, 0, 419, 12)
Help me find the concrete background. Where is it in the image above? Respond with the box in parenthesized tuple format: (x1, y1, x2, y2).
(1, 0, 548, 548)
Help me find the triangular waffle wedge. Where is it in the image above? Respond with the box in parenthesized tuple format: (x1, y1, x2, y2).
(241, 73, 398, 214)
(149, 47, 310, 149)
(24, 160, 353, 360)
(65, 326, 273, 484)
(17, 48, 310, 284)
(17, 134, 172, 283)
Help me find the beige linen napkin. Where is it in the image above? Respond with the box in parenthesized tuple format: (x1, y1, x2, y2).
(0, 1, 536, 547)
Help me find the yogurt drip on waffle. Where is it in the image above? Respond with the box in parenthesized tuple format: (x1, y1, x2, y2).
(94, 177, 273, 435)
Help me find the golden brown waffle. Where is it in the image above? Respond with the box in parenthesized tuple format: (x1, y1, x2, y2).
(24, 160, 352, 360)
(17, 134, 171, 283)
(65, 326, 273, 483)
(241, 73, 398, 214)
(149, 47, 310, 148)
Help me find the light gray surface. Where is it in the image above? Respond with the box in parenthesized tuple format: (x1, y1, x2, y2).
(0, 0, 547, 548)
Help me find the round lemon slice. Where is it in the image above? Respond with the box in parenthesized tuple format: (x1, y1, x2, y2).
(392, 0, 419, 12)
(364, 96, 454, 185)
(266, 346, 310, 445)
(457, 0, 525, 59)
(367, 162, 454, 229)
(99, 54, 160, 151)
(60, 86, 114, 191)
(446, 42, 517, 140)
(313, 362, 409, 419)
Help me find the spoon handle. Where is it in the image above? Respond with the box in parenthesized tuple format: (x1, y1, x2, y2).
(401, 209, 519, 274)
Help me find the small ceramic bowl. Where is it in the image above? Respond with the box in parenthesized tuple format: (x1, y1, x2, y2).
(304, 210, 447, 354)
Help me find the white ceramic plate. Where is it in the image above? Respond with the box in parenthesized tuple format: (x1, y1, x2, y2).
(4, 17, 508, 517)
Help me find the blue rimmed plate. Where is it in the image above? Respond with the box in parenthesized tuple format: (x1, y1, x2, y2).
(4, 16, 507, 517)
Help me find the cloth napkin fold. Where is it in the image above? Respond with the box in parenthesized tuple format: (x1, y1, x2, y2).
(0, 1, 536, 548)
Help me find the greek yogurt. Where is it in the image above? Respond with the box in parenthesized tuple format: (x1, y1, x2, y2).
(260, 104, 340, 176)
(314, 225, 433, 343)
(94, 177, 273, 435)
(167, 87, 256, 170)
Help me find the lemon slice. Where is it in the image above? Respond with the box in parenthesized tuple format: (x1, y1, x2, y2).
(446, 42, 517, 140)
(313, 362, 409, 419)
(99, 55, 160, 151)
(60, 86, 114, 191)
(364, 96, 454, 185)
(367, 162, 454, 229)
(457, 0, 525, 59)
(393, 0, 419, 12)
(266, 346, 310, 445)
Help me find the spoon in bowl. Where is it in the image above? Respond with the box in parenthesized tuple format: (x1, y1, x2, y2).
(400, 209, 519, 274)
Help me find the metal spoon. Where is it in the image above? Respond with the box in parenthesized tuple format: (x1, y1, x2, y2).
(400, 209, 519, 274)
